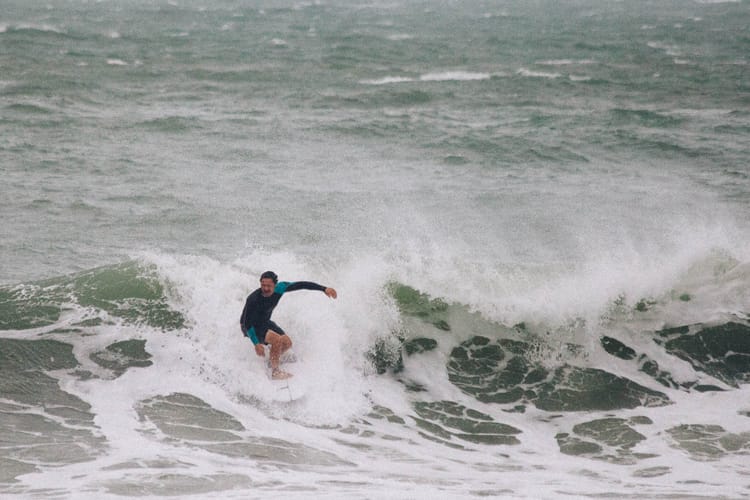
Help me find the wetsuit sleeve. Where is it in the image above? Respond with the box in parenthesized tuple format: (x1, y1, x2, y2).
(246, 326, 259, 345)
(240, 300, 249, 332)
(279, 281, 327, 293)
(240, 293, 259, 342)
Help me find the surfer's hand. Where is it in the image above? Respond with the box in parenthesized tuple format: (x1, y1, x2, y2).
(254, 344, 265, 357)
(325, 287, 337, 299)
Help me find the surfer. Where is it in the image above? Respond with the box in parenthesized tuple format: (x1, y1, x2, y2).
(240, 271, 337, 379)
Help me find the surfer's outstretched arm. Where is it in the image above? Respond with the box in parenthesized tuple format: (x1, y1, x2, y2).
(278, 281, 337, 299)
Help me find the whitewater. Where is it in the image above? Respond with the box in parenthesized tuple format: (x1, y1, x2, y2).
(1, 0, 750, 498)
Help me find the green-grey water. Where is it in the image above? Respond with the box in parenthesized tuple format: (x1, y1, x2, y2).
(2, 0, 750, 498)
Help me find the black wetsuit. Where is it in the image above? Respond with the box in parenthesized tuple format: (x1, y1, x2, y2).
(239, 281, 326, 345)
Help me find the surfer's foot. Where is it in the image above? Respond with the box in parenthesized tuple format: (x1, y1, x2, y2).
(272, 368, 293, 380)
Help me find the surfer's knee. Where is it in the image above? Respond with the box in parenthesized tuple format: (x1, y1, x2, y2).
(266, 330, 290, 349)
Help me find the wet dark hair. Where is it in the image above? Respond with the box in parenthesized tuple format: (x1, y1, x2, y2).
(260, 271, 278, 283)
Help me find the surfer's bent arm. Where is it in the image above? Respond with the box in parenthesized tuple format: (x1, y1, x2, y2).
(245, 326, 260, 344)
(240, 294, 261, 344)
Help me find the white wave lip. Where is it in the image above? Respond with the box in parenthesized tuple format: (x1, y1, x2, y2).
(648, 41, 682, 57)
(537, 59, 596, 66)
(360, 76, 415, 85)
(360, 71, 492, 85)
(386, 33, 413, 41)
(14, 23, 64, 33)
(517, 68, 562, 79)
(420, 71, 491, 82)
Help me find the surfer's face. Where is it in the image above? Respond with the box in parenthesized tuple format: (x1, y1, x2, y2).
(260, 278, 275, 297)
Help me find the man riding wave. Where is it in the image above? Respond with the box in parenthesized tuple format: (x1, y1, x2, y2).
(240, 271, 337, 379)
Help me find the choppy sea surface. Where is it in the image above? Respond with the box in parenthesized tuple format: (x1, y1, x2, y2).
(2, 0, 750, 498)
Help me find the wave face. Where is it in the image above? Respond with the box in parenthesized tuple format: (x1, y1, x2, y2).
(2, 254, 750, 497)
(2, 0, 750, 497)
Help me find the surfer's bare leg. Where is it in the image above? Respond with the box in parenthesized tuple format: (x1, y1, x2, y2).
(265, 330, 292, 371)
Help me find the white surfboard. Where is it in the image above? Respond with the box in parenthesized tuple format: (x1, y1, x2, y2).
(268, 377, 306, 402)
(265, 349, 307, 402)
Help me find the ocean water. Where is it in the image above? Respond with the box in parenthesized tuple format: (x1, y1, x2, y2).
(2, 0, 750, 497)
